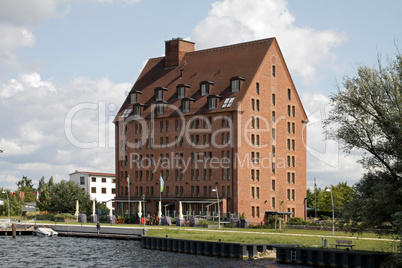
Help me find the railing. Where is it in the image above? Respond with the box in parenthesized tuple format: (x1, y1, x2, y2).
(163, 211, 239, 222)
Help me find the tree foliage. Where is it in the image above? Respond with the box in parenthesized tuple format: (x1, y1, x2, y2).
(307, 182, 355, 217)
(37, 176, 53, 211)
(16, 176, 34, 189)
(324, 53, 402, 230)
(48, 180, 92, 214)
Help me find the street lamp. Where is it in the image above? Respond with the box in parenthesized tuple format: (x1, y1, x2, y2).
(2, 191, 10, 223)
(326, 188, 334, 235)
(141, 194, 145, 228)
(211, 187, 220, 229)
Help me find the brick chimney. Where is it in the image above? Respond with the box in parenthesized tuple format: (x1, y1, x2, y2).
(165, 38, 195, 68)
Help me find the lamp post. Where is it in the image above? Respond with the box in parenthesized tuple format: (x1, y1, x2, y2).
(2, 191, 10, 223)
(212, 187, 220, 229)
(326, 188, 334, 235)
(141, 194, 145, 228)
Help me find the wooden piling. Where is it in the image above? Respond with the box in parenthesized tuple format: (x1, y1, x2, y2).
(12, 223, 16, 238)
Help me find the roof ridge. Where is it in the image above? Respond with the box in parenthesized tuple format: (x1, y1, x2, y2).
(190, 38, 274, 56)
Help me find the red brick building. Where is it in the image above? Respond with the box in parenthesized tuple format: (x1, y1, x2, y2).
(114, 38, 308, 224)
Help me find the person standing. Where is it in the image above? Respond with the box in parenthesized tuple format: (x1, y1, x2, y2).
(96, 221, 100, 234)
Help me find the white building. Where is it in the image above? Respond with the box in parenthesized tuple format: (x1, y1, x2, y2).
(69, 171, 116, 213)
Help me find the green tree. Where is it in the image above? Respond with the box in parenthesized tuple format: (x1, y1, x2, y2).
(324, 53, 402, 229)
(16, 176, 33, 189)
(37, 176, 51, 211)
(16, 176, 36, 203)
(49, 180, 92, 214)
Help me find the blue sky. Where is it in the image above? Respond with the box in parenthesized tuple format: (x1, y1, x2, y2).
(0, 0, 401, 191)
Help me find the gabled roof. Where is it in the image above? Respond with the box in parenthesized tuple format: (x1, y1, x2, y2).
(115, 38, 276, 121)
(69, 171, 115, 177)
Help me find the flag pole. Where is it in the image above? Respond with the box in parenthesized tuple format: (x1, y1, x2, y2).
(127, 175, 130, 217)
(314, 177, 317, 219)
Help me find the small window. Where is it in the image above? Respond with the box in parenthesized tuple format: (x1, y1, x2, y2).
(156, 103, 164, 115)
(251, 99, 255, 111)
(80, 177, 85, 185)
(222, 97, 235, 108)
(177, 86, 185, 99)
(208, 97, 217, 110)
(91, 187, 96, 193)
(201, 84, 209, 96)
(272, 94, 276, 105)
(256, 100, 260, 111)
(288, 88, 291, 100)
(272, 65, 276, 77)
(102, 188, 106, 194)
(256, 83, 259, 94)
(272, 197, 276, 208)
(130, 93, 137, 104)
(102, 178, 106, 183)
(133, 105, 141, 117)
(155, 89, 163, 101)
(91, 177, 96, 182)
(272, 180, 276, 191)
(231, 80, 240, 92)
(181, 100, 190, 113)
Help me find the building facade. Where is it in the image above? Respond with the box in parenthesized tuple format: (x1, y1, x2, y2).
(114, 38, 308, 223)
(69, 171, 116, 213)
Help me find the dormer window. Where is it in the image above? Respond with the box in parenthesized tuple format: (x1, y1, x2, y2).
(177, 84, 190, 99)
(133, 106, 141, 117)
(200, 81, 214, 96)
(181, 98, 194, 113)
(207, 95, 222, 110)
(130, 93, 137, 104)
(155, 87, 168, 101)
(132, 103, 146, 117)
(182, 100, 190, 113)
(130, 90, 142, 104)
(230, 77, 245, 92)
(156, 103, 164, 115)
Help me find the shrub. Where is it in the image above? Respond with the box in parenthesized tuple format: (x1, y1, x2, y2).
(36, 213, 55, 221)
(289, 217, 306, 225)
(250, 224, 269, 229)
(224, 223, 236, 228)
(55, 213, 76, 221)
(319, 215, 330, 221)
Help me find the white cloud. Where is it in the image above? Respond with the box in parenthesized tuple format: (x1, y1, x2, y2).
(0, 0, 62, 26)
(0, 73, 130, 190)
(302, 92, 365, 187)
(91, 0, 141, 4)
(193, 0, 347, 83)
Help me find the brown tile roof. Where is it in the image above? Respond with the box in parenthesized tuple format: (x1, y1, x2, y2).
(115, 38, 277, 121)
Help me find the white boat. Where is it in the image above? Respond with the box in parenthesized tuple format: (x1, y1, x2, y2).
(33, 227, 58, 237)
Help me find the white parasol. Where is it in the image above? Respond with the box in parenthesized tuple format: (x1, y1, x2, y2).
(137, 201, 142, 219)
(179, 201, 184, 220)
(74, 200, 79, 216)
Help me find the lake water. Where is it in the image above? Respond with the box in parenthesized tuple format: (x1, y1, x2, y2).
(0, 236, 310, 268)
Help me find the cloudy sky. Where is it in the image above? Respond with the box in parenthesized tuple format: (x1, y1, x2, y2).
(0, 0, 401, 191)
